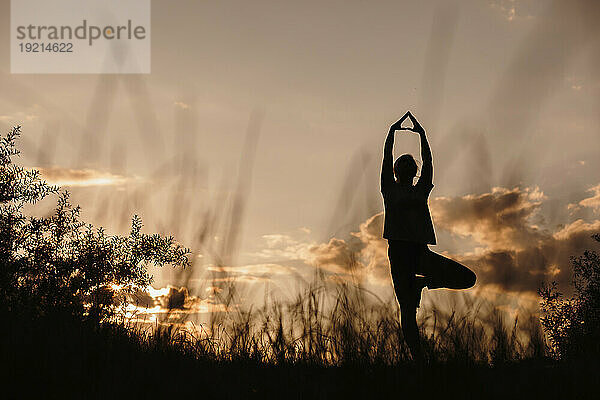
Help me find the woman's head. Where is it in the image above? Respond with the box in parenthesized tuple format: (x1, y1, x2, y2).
(394, 154, 418, 182)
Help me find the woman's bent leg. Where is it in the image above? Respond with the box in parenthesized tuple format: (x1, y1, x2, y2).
(420, 249, 476, 290)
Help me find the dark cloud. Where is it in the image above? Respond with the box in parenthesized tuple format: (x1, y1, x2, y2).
(460, 219, 600, 293)
(305, 186, 600, 295)
(431, 187, 547, 250)
(309, 237, 363, 273)
(133, 286, 191, 310)
(129, 289, 155, 308)
(162, 286, 188, 310)
(432, 187, 600, 293)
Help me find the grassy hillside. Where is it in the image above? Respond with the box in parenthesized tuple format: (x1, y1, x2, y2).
(2, 307, 598, 399)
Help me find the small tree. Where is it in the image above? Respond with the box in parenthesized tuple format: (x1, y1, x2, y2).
(539, 234, 600, 360)
(0, 126, 190, 321)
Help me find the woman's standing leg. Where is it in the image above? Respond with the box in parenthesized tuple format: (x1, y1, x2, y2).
(388, 240, 424, 362)
(400, 304, 423, 362)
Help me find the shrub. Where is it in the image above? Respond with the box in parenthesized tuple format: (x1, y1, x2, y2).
(0, 126, 190, 320)
(539, 234, 600, 360)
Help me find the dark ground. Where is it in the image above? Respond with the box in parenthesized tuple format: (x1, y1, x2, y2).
(1, 311, 597, 400)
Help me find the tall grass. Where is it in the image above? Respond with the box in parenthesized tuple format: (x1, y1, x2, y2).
(109, 278, 548, 369)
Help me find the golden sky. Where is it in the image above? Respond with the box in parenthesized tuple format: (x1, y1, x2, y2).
(1, 0, 600, 321)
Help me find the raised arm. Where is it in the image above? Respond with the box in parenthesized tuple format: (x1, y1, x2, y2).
(381, 112, 410, 193)
(407, 112, 433, 187)
(381, 128, 395, 193)
(418, 130, 433, 187)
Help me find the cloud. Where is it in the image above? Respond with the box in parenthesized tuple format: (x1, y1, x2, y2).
(303, 186, 600, 295)
(247, 234, 315, 261)
(127, 285, 230, 315)
(0, 112, 39, 122)
(131, 285, 189, 310)
(430, 187, 546, 251)
(309, 237, 363, 273)
(431, 187, 600, 293)
(206, 263, 299, 285)
(458, 219, 600, 293)
(174, 101, 190, 109)
(571, 184, 600, 212)
(33, 166, 134, 187)
(159, 286, 188, 310)
(306, 213, 391, 284)
(208, 263, 296, 276)
(129, 289, 155, 308)
(352, 213, 392, 282)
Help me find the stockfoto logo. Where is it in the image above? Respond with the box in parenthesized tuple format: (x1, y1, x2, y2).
(11, 0, 151, 74)
(15, 20, 147, 46)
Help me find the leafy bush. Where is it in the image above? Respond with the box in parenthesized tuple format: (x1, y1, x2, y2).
(0, 126, 190, 320)
(539, 234, 600, 360)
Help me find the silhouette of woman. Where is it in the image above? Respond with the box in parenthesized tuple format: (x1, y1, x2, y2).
(381, 111, 476, 362)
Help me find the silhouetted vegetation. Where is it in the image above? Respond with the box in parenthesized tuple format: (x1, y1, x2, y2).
(0, 126, 190, 321)
(539, 234, 600, 360)
(1, 126, 598, 398)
